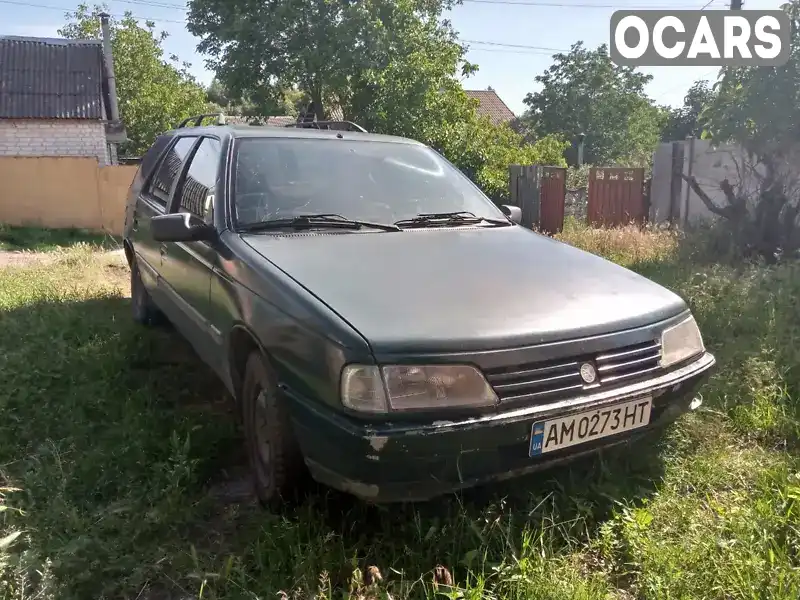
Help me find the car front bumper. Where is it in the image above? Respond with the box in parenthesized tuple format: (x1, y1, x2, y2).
(286, 352, 716, 503)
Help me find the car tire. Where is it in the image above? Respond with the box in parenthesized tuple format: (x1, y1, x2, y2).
(241, 350, 305, 507)
(130, 260, 162, 326)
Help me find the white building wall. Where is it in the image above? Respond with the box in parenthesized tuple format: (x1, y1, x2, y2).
(0, 119, 111, 165)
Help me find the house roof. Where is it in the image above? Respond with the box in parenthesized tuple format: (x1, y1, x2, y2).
(0, 36, 107, 120)
(465, 89, 516, 125)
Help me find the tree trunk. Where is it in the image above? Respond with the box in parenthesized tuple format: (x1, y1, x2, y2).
(311, 88, 325, 121)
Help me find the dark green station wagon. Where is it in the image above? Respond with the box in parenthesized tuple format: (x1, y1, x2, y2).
(123, 115, 716, 505)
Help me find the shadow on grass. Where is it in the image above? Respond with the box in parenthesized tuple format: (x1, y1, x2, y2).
(0, 224, 120, 252)
(0, 293, 673, 599)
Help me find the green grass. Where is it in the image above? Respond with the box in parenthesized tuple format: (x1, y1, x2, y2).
(0, 224, 118, 252)
(0, 226, 799, 599)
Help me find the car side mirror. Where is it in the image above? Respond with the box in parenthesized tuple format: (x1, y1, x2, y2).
(500, 205, 522, 225)
(151, 213, 216, 243)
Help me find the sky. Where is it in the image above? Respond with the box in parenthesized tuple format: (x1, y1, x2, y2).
(0, 0, 785, 115)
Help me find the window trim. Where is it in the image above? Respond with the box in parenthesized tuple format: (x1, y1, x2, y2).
(168, 135, 222, 223)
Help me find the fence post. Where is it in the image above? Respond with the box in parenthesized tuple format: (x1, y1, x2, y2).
(669, 141, 685, 225)
(683, 136, 696, 227)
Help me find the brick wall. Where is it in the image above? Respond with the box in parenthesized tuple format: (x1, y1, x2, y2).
(0, 119, 112, 165)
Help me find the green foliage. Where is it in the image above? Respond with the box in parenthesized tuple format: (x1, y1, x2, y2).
(660, 80, 716, 143)
(521, 42, 662, 167)
(59, 3, 209, 156)
(704, 1, 800, 157)
(436, 118, 567, 202)
(206, 78, 303, 118)
(187, 0, 461, 120)
(691, 1, 800, 260)
(187, 0, 560, 202)
(566, 164, 591, 189)
(342, 10, 475, 140)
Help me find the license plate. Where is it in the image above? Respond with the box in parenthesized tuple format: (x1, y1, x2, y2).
(529, 396, 652, 457)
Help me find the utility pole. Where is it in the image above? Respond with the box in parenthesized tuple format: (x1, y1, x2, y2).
(730, 0, 743, 9)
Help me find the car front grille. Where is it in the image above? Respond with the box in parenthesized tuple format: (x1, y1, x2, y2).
(484, 340, 662, 406)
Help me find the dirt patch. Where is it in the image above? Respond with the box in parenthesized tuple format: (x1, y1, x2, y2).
(0, 250, 56, 268)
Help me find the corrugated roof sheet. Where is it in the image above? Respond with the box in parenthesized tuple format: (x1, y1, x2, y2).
(465, 89, 516, 125)
(0, 36, 106, 120)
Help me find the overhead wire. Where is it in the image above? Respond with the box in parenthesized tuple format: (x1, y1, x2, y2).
(0, 0, 189, 24)
(462, 0, 712, 8)
(0, 0, 722, 58)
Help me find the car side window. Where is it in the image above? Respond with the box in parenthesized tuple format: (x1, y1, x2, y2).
(140, 134, 173, 181)
(146, 137, 197, 207)
(173, 138, 222, 222)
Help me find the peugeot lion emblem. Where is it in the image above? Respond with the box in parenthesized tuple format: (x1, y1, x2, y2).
(579, 362, 597, 384)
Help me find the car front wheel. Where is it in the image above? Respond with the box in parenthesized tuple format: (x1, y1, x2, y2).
(130, 260, 162, 326)
(241, 351, 305, 507)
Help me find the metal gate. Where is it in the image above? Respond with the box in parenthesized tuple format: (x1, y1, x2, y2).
(508, 164, 566, 234)
(587, 167, 646, 227)
(539, 166, 566, 234)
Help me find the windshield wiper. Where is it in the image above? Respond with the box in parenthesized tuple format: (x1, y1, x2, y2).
(240, 214, 401, 233)
(394, 211, 511, 229)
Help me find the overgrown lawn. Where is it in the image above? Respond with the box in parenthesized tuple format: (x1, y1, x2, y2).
(0, 228, 798, 599)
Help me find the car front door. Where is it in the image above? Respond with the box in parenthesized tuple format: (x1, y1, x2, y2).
(134, 136, 197, 305)
(159, 136, 224, 367)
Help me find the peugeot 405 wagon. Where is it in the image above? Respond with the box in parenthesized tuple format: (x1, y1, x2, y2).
(122, 115, 715, 505)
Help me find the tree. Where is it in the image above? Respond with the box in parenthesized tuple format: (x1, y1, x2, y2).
(660, 80, 715, 142)
(687, 0, 800, 261)
(521, 42, 662, 166)
(59, 3, 209, 156)
(454, 120, 568, 202)
(186, 0, 565, 202)
(187, 0, 463, 121)
(205, 78, 302, 117)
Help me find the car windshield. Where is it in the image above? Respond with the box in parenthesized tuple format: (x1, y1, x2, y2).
(232, 137, 506, 227)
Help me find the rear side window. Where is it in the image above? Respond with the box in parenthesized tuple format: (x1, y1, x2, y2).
(147, 137, 196, 206)
(174, 138, 222, 220)
(139, 134, 173, 181)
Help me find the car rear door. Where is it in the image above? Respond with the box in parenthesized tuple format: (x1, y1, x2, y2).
(159, 136, 224, 367)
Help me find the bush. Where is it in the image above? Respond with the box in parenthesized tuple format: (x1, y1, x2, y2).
(434, 116, 568, 203)
(567, 164, 591, 190)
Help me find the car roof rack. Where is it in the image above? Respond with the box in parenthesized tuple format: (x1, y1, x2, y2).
(284, 120, 368, 133)
(177, 112, 227, 129)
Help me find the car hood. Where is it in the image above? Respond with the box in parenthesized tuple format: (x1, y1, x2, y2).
(241, 226, 687, 353)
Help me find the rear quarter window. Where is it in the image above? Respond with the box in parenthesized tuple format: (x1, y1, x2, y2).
(124, 134, 176, 233)
(140, 135, 174, 180)
(128, 134, 174, 199)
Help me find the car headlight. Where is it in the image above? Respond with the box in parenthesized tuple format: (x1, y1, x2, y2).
(660, 315, 705, 368)
(340, 364, 498, 413)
